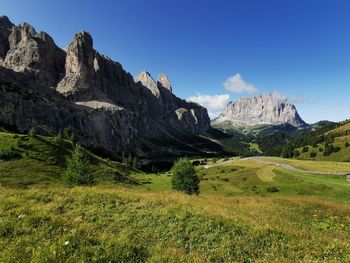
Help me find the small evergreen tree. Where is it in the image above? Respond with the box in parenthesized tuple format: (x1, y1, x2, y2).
(64, 145, 94, 185)
(28, 127, 37, 137)
(69, 133, 77, 145)
(63, 128, 73, 140)
(132, 156, 138, 169)
(171, 158, 199, 195)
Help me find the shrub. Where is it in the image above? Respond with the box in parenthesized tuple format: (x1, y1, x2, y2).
(345, 142, 350, 148)
(171, 158, 199, 195)
(64, 145, 94, 185)
(28, 127, 37, 137)
(266, 186, 279, 193)
(63, 128, 73, 140)
(293, 150, 300, 158)
(309, 152, 317, 158)
(0, 149, 20, 160)
(69, 133, 77, 145)
(319, 147, 324, 152)
(302, 146, 309, 153)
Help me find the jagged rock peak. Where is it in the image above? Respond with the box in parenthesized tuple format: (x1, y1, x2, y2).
(135, 71, 160, 98)
(64, 31, 94, 75)
(0, 16, 14, 58)
(71, 31, 93, 49)
(213, 93, 307, 127)
(0, 15, 14, 28)
(157, 73, 172, 92)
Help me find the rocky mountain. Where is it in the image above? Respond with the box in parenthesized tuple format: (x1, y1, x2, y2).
(0, 16, 221, 159)
(212, 93, 308, 132)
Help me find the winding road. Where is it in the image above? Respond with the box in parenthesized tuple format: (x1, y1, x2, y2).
(243, 157, 350, 181)
(203, 157, 350, 182)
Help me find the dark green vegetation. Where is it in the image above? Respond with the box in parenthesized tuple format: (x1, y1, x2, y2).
(0, 131, 138, 188)
(279, 120, 350, 161)
(171, 158, 199, 195)
(1, 130, 350, 262)
(64, 145, 95, 185)
(214, 121, 338, 157)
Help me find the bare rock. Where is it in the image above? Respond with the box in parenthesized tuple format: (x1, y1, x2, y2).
(157, 73, 172, 92)
(213, 93, 307, 127)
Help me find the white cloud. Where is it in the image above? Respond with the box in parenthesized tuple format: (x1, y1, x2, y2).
(223, 74, 257, 93)
(187, 94, 230, 118)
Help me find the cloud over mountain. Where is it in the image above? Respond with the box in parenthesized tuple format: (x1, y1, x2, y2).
(187, 94, 230, 118)
(223, 74, 257, 94)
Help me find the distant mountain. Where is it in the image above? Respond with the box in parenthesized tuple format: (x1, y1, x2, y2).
(0, 15, 222, 159)
(212, 93, 308, 135)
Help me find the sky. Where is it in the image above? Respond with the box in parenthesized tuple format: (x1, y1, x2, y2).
(1, 0, 350, 123)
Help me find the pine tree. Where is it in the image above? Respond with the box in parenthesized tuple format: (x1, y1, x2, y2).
(64, 145, 94, 185)
(171, 158, 199, 195)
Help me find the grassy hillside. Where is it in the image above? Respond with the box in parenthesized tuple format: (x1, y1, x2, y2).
(0, 131, 138, 187)
(291, 121, 350, 162)
(1, 131, 350, 262)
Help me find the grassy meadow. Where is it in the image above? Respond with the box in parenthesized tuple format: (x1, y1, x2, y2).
(1, 131, 350, 262)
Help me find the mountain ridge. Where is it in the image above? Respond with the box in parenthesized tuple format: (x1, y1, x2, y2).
(0, 15, 221, 158)
(212, 93, 308, 134)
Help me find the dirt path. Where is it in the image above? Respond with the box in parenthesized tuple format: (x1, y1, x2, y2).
(244, 157, 350, 181)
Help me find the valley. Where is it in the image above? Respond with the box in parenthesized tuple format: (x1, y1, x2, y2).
(0, 8, 350, 263)
(1, 130, 350, 262)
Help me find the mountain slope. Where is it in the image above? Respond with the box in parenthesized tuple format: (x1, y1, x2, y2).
(0, 16, 221, 158)
(0, 131, 141, 187)
(279, 120, 350, 161)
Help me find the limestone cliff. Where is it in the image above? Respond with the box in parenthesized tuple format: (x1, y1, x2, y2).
(213, 93, 307, 128)
(0, 16, 218, 158)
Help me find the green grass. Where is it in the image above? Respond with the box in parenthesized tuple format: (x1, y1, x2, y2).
(296, 135, 350, 162)
(1, 132, 350, 262)
(0, 132, 138, 187)
(1, 186, 350, 262)
(195, 159, 350, 201)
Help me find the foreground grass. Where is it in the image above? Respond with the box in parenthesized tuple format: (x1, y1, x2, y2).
(1, 131, 350, 262)
(1, 185, 350, 262)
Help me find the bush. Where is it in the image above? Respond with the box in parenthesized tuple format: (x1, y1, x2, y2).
(69, 133, 77, 145)
(64, 145, 94, 185)
(171, 158, 199, 195)
(293, 150, 300, 158)
(28, 127, 37, 137)
(0, 149, 20, 160)
(63, 128, 73, 140)
(266, 186, 279, 193)
(345, 142, 350, 148)
(309, 152, 317, 158)
(323, 144, 341, 156)
(302, 146, 309, 153)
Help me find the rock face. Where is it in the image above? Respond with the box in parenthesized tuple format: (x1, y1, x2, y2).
(0, 16, 218, 158)
(213, 93, 307, 128)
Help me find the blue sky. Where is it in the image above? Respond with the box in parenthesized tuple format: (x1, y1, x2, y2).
(1, 0, 350, 123)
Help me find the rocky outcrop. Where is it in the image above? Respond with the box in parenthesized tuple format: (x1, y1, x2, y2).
(157, 73, 172, 92)
(0, 16, 14, 59)
(213, 93, 307, 128)
(0, 21, 66, 90)
(0, 16, 217, 158)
